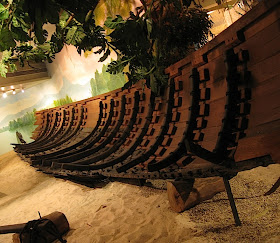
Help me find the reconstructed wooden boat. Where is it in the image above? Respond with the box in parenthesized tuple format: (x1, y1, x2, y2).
(13, 0, 280, 225)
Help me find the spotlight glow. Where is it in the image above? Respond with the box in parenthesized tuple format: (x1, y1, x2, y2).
(3, 92, 7, 98)
(10, 85, 14, 89)
(12, 90, 16, 95)
(21, 89, 25, 93)
(1, 87, 4, 91)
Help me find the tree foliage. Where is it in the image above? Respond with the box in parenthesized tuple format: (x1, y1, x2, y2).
(53, 94, 74, 107)
(0, 125, 9, 133)
(0, 0, 108, 76)
(0, 0, 213, 94)
(90, 63, 126, 97)
(105, 1, 213, 93)
(8, 108, 36, 131)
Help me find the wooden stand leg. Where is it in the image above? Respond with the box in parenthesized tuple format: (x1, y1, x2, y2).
(223, 177, 242, 226)
(264, 177, 280, 196)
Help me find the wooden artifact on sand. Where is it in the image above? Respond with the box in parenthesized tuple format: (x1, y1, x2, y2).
(0, 211, 69, 243)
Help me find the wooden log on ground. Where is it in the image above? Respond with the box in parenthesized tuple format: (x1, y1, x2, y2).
(167, 177, 225, 213)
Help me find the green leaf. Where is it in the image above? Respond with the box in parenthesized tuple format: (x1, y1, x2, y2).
(15, 44, 32, 52)
(0, 3, 9, 20)
(107, 60, 124, 74)
(104, 15, 124, 29)
(150, 74, 158, 94)
(34, 10, 45, 44)
(45, 1, 59, 24)
(0, 63, 8, 77)
(12, 17, 21, 27)
(14, 14, 31, 30)
(94, 47, 104, 54)
(107, 57, 132, 74)
(66, 26, 77, 43)
(59, 10, 70, 28)
(146, 19, 152, 37)
(65, 26, 86, 45)
(99, 48, 110, 62)
(0, 28, 16, 51)
(0, 50, 11, 77)
(1, 50, 12, 61)
(11, 26, 30, 42)
(37, 42, 52, 52)
(9, 63, 17, 72)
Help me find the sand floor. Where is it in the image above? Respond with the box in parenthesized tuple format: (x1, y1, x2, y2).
(0, 151, 279, 243)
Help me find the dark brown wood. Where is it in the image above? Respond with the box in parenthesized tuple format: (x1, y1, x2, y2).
(0, 211, 69, 234)
(0, 224, 26, 234)
(167, 178, 225, 213)
(264, 177, 280, 195)
(11, 211, 69, 243)
(223, 177, 241, 226)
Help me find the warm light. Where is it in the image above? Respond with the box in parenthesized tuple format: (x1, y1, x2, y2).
(45, 97, 55, 108)
(10, 85, 14, 89)
(2, 92, 7, 98)
(21, 89, 25, 93)
(1, 87, 4, 91)
(12, 90, 16, 95)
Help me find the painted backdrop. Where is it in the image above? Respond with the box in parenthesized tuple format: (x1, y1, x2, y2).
(0, 45, 124, 155)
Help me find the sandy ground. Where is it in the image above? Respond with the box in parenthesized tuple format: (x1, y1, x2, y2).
(0, 151, 279, 243)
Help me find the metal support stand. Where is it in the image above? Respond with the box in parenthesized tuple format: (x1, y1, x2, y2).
(223, 177, 241, 226)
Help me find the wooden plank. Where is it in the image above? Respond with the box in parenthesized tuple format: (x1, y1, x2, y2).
(235, 130, 280, 163)
(205, 80, 227, 103)
(198, 56, 226, 86)
(235, 20, 280, 68)
(192, 0, 280, 62)
(246, 119, 280, 138)
(243, 8, 280, 40)
(246, 75, 280, 128)
(249, 53, 280, 86)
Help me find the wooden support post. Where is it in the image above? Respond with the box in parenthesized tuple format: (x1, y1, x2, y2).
(167, 179, 195, 213)
(264, 177, 280, 196)
(167, 177, 225, 213)
(223, 177, 242, 226)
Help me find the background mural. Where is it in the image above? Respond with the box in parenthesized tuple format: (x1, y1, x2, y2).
(0, 45, 124, 155)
